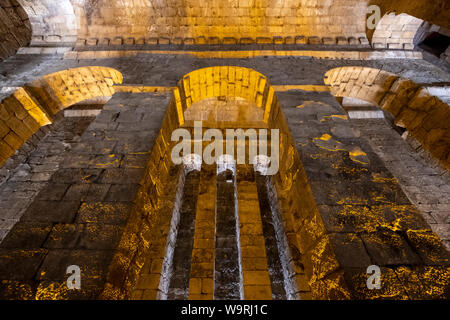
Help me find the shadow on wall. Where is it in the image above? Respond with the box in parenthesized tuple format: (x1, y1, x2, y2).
(0, 66, 123, 167)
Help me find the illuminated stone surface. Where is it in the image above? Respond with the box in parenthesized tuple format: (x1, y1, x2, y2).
(0, 1, 449, 300)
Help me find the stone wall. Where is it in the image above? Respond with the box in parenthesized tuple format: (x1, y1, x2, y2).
(0, 0, 31, 61)
(0, 66, 122, 168)
(72, 0, 369, 46)
(0, 56, 449, 300)
(369, 0, 450, 31)
(17, 0, 77, 46)
(278, 90, 450, 299)
(352, 118, 450, 251)
(2, 54, 450, 99)
(325, 67, 450, 172)
(371, 13, 423, 50)
(0, 114, 93, 243)
(0, 91, 168, 299)
(4, 0, 448, 52)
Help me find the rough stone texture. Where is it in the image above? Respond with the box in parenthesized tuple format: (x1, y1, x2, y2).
(352, 118, 450, 250)
(17, 0, 78, 46)
(167, 170, 200, 300)
(0, 66, 122, 167)
(0, 91, 168, 299)
(0, 114, 93, 242)
(0, 52, 449, 300)
(254, 171, 289, 299)
(187, 166, 216, 300)
(214, 169, 242, 300)
(72, 0, 369, 44)
(277, 89, 450, 299)
(0, 0, 31, 61)
(369, 0, 449, 32)
(237, 170, 273, 300)
(2, 1, 448, 51)
(371, 13, 423, 50)
(325, 66, 450, 171)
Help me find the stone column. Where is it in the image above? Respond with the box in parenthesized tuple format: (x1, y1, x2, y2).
(214, 155, 243, 300)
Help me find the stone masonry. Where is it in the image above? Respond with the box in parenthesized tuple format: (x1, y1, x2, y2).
(353, 118, 450, 250)
(0, 12, 449, 299)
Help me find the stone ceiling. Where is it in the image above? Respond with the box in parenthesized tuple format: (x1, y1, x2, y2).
(73, 0, 369, 40)
(1, 0, 449, 50)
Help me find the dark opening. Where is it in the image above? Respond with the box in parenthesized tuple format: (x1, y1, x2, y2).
(383, 111, 407, 136)
(418, 32, 450, 58)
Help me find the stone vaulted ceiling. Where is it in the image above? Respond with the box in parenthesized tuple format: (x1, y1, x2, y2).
(73, 0, 369, 40)
(4, 0, 449, 48)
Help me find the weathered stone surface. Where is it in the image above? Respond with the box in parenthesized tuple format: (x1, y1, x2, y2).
(0, 37, 449, 301)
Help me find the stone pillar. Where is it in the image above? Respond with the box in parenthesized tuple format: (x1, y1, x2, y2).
(167, 155, 201, 299)
(188, 165, 216, 300)
(237, 166, 273, 300)
(214, 155, 243, 300)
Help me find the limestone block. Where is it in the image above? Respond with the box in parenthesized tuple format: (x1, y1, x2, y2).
(184, 38, 195, 45)
(146, 37, 158, 45)
(87, 38, 98, 46)
(125, 37, 135, 45)
(359, 37, 369, 45)
(111, 37, 123, 45)
(295, 36, 306, 44)
(239, 37, 253, 44)
(223, 37, 237, 45)
(322, 37, 335, 45)
(159, 37, 170, 45)
(336, 37, 348, 45)
(308, 36, 321, 45)
(387, 43, 402, 50)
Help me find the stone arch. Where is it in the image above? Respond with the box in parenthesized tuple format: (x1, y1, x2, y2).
(324, 66, 450, 170)
(16, 0, 78, 45)
(366, 0, 450, 45)
(104, 66, 330, 300)
(370, 12, 424, 49)
(0, 66, 123, 167)
(174, 66, 276, 126)
(0, 1, 32, 60)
